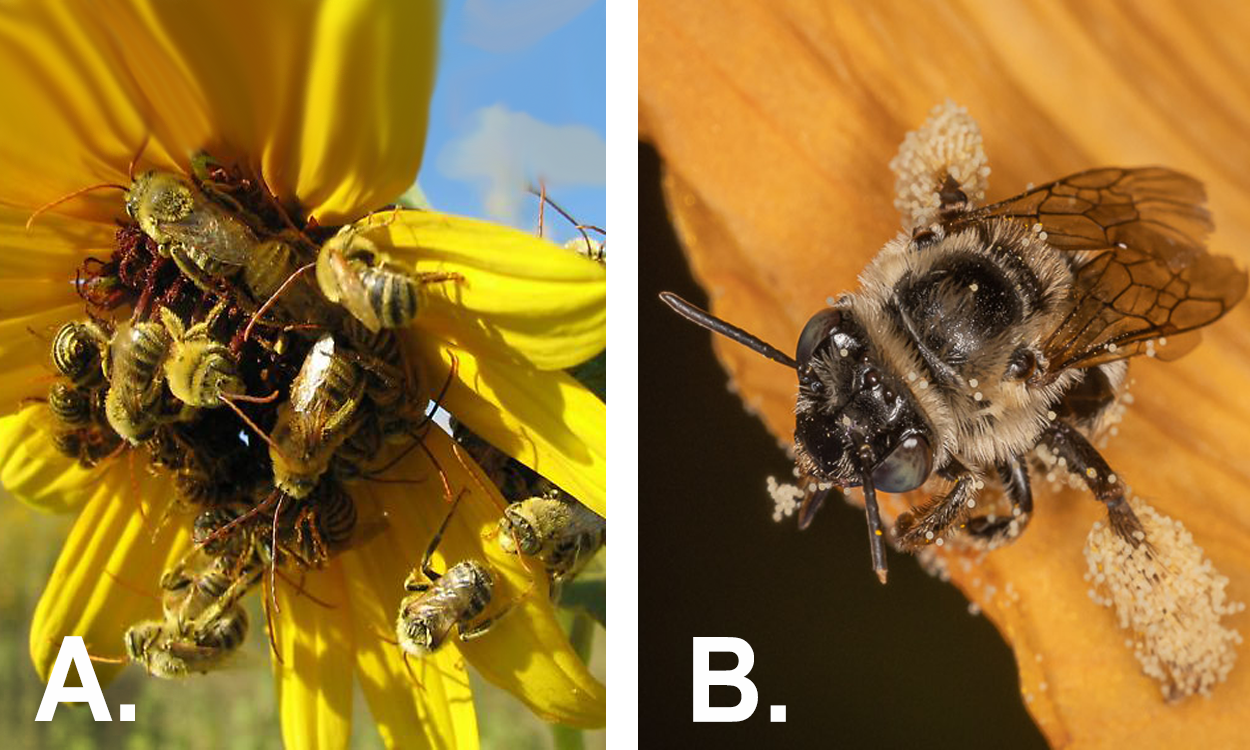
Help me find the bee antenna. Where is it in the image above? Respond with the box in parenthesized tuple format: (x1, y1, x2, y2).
(658, 292, 798, 370)
(128, 133, 150, 182)
(857, 444, 889, 585)
(261, 576, 285, 666)
(220, 395, 289, 461)
(25, 183, 128, 230)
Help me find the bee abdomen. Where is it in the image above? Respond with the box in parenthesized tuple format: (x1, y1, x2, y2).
(440, 561, 494, 620)
(194, 605, 248, 651)
(361, 268, 418, 328)
(48, 382, 92, 427)
(317, 483, 358, 549)
(185, 245, 240, 278)
(52, 321, 105, 387)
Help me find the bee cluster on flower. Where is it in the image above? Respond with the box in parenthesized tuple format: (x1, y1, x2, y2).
(34, 153, 604, 678)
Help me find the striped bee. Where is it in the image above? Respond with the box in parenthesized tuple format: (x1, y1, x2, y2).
(396, 491, 507, 657)
(51, 320, 108, 388)
(123, 605, 249, 679)
(159, 303, 244, 408)
(103, 318, 171, 444)
(315, 226, 460, 332)
(269, 334, 365, 498)
(499, 493, 605, 583)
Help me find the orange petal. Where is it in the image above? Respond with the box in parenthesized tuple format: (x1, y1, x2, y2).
(29, 460, 189, 685)
(643, 1, 1250, 746)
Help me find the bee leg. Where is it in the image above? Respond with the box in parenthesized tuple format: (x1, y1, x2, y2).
(458, 604, 515, 642)
(418, 490, 468, 583)
(965, 455, 1033, 543)
(894, 473, 977, 550)
(1041, 421, 1145, 545)
(402, 574, 431, 593)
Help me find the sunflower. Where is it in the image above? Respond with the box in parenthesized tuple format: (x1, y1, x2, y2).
(0, 0, 606, 747)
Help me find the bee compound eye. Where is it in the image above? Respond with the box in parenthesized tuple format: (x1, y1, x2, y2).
(796, 308, 842, 366)
(871, 434, 932, 493)
(1006, 347, 1037, 381)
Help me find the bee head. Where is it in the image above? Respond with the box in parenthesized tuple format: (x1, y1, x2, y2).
(499, 507, 542, 555)
(793, 306, 933, 494)
(124, 620, 163, 659)
(399, 615, 437, 657)
(123, 170, 156, 219)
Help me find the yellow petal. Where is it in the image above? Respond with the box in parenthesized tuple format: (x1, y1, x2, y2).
(0, 405, 110, 514)
(411, 336, 606, 517)
(341, 534, 480, 750)
(0, 1, 164, 222)
(29, 464, 189, 685)
(273, 561, 355, 750)
(1, 0, 435, 225)
(270, 562, 352, 750)
(362, 210, 607, 371)
(643, 1, 1250, 746)
(0, 207, 114, 415)
(354, 427, 606, 727)
(285, 0, 439, 223)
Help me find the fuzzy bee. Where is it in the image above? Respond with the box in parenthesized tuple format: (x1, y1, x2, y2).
(123, 605, 249, 679)
(663, 164, 1247, 583)
(269, 333, 366, 498)
(396, 491, 509, 658)
(103, 317, 172, 444)
(315, 225, 461, 332)
(50, 320, 109, 388)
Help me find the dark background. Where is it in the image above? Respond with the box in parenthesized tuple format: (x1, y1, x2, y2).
(639, 143, 1048, 748)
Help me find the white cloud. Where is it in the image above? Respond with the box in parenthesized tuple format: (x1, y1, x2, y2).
(461, 0, 597, 53)
(436, 103, 605, 224)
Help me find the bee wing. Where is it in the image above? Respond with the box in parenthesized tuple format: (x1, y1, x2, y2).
(948, 168, 1247, 373)
(325, 247, 382, 332)
(159, 202, 254, 265)
(563, 500, 606, 537)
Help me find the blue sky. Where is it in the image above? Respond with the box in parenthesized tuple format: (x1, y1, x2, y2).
(418, 0, 606, 246)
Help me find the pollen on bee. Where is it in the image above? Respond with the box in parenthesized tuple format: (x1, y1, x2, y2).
(1084, 496, 1244, 701)
(839, 348, 849, 357)
(919, 380, 929, 390)
(1038, 231, 1048, 241)
(967, 498, 976, 508)
(1046, 410, 1057, 421)
(968, 378, 979, 388)
(973, 391, 984, 401)
(1108, 343, 1118, 352)
(888, 100, 989, 229)
(765, 475, 804, 523)
(1085, 467, 1097, 479)
(969, 283, 979, 292)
